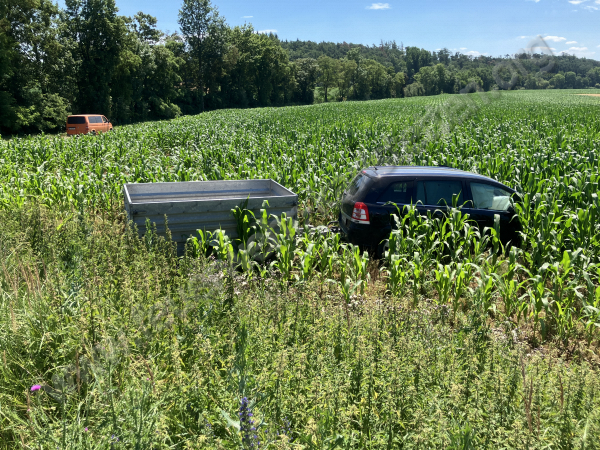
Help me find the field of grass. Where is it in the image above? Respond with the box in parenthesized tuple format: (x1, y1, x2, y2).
(1, 90, 600, 448)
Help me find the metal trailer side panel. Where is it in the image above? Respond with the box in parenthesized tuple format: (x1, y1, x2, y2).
(123, 179, 298, 254)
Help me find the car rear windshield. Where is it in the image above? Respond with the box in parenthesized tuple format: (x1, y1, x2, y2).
(67, 116, 86, 124)
(88, 116, 103, 124)
(346, 174, 368, 196)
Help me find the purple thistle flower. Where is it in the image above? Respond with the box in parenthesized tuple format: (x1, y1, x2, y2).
(30, 385, 41, 392)
(84, 427, 88, 432)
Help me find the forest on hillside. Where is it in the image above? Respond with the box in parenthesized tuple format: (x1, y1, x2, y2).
(1, 0, 600, 135)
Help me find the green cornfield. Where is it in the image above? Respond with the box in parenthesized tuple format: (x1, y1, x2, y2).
(1, 90, 600, 448)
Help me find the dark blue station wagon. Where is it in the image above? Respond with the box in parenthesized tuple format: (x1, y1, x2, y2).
(338, 166, 522, 256)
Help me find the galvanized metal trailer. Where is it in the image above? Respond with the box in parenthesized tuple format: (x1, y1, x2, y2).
(123, 179, 298, 254)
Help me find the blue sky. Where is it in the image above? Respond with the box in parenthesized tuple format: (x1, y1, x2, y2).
(110, 0, 600, 59)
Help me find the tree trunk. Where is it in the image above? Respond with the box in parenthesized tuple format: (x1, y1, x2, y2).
(198, 48, 204, 113)
(324, 86, 328, 102)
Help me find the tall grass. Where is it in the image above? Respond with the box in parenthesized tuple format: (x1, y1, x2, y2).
(1, 204, 599, 448)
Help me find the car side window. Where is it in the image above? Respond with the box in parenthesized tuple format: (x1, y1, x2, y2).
(378, 182, 411, 204)
(102, 116, 108, 123)
(89, 116, 102, 124)
(415, 180, 463, 207)
(470, 182, 512, 211)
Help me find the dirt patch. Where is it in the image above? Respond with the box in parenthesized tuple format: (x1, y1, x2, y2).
(576, 94, 600, 97)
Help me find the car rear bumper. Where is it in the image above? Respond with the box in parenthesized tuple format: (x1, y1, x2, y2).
(339, 212, 388, 247)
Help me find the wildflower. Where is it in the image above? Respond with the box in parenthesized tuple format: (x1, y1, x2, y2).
(30, 385, 41, 392)
(278, 417, 294, 443)
(85, 427, 88, 432)
(238, 397, 260, 449)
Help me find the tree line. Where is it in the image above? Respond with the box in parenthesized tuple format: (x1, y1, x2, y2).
(0, 0, 314, 135)
(1, 0, 599, 135)
(283, 41, 600, 101)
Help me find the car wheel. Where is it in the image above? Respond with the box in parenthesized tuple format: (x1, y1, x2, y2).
(377, 240, 389, 259)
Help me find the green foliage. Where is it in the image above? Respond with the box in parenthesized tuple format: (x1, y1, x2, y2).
(1, 90, 600, 447)
(317, 55, 339, 102)
(65, 0, 125, 115)
(3, 0, 600, 134)
(293, 58, 318, 104)
(178, 0, 225, 113)
(3, 205, 599, 449)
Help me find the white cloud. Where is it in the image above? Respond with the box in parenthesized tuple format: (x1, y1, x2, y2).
(562, 46, 596, 57)
(566, 41, 578, 44)
(466, 50, 485, 57)
(518, 36, 530, 39)
(366, 3, 391, 9)
(570, 0, 600, 10)
(527, 0, 540, 2)
(258, 29, 277, 34)
(544, 35, 567, 42)
(242, 15, 253, 18)
(460, 47, 467, 50)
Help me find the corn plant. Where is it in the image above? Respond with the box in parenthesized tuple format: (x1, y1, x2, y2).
(546, 250, 580, 341)
(409, 252, 425, 306)
(210, 229, 234, 264)
(231, 197, 256, 249)
(350, 244, 369, 295)
(249, 207, 277, 264)
(271, 212, 298, 281)
(581, 268, 600, 340)
(452, 262, 472, 321)
(492, 246, 524, 324)
(434, 263, 453, 306)
(296, 243, 316, 282)
(186, 229, 213, 258)
(338, 245, 362, 327)
(316, 230, 337, 281)
(471, 263, 495, 314)
(523, 265, 551, 340)
(386, 254, 408, 298)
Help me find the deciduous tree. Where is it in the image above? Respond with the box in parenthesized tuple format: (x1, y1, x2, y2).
(317, 55, 339, 102)
(178, 0, 225, 112)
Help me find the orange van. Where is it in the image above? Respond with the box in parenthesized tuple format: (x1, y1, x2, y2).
(66, 114, 113, 136)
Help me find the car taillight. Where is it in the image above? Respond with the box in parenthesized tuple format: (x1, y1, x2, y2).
(352, 202, 370, 224)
